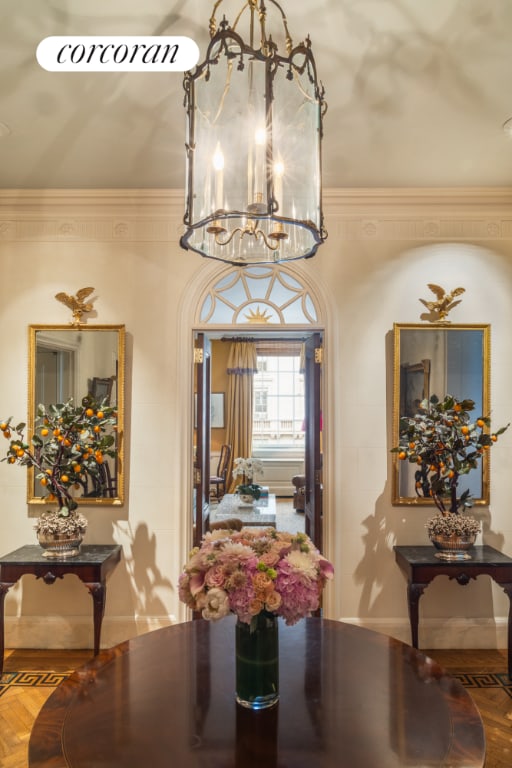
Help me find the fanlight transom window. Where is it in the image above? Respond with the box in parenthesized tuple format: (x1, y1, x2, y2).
(198, 266, 319, 326)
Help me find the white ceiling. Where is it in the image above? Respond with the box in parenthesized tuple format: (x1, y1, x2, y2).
(1, 0, 512, 190)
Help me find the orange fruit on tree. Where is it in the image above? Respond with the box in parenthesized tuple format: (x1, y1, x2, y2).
(3, 429, 11, 438)
(96, 411, 104, 419)
(398, 451, 407, 460)
(40, 427, 49, 436)
(0, 422, 6, 431)
(86, 408, 94, 417)
(477, 419, 485, 428)
(461, 426, 469, 435)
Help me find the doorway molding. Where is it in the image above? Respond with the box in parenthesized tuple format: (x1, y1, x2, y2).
(176, 261, 337, 621)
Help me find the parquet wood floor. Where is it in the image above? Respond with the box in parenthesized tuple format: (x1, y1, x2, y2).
(0, 647, 510, 767)
(425, 649, 512, 768)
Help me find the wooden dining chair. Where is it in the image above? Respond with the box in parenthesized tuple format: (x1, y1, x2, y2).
(210, 444, 231, 500)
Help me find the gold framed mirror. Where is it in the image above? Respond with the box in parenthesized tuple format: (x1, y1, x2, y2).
(392, 323, 490, 506)
(28, 324, 125, 506)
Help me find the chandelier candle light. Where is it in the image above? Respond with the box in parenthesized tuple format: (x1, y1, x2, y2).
(179, 527, 334, 709)
(181, 0, 327, 264)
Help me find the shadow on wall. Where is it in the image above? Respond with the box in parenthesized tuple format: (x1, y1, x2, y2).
(354, 487, 505, 624)
(116, 522, 175, 628)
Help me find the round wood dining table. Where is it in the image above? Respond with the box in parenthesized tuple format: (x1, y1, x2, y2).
(29, 617, 485, 768)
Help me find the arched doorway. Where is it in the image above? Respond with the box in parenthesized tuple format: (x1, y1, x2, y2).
(192, 265, 325, 550)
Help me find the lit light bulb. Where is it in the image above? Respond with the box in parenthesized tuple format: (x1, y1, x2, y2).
(255, 127, 266, 146)
(213, 142, 224, 171)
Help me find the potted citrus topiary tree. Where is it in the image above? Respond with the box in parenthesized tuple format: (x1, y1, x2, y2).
(1, 397, 117, 557)
(392, 394, 509, 559)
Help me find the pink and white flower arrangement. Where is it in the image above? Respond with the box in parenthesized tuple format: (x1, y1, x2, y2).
(178, 528, 334, 626)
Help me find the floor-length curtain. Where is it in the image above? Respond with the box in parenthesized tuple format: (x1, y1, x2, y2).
(225, 341, 258, 492)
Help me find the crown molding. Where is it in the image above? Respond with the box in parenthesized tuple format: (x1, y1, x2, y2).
(323, 186, 512, 214)
(322, 187, 512, 241)
(0, 187, 511, 243)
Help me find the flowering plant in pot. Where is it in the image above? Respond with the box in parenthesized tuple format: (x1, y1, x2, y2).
(392, 394, 509, 557)
(1, 397, 117, 555)
(179, 526, 334, 708)
(232, 457, 264, 501)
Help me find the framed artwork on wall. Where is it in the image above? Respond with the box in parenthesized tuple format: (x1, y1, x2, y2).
(194, 392, 225, 428)
(91, 376, 114, 404)
(211, 393, 225, 428)
(400, 360, 430, 417)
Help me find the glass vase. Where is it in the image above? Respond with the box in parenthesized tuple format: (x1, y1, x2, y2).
(235, 611, 279, 710)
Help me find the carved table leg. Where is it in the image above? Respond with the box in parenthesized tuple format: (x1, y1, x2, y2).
(499, 582, 512, 679)
(407, 582, 428, 649)
(85, 582, 106, 656)
(0, 583, 14, 675)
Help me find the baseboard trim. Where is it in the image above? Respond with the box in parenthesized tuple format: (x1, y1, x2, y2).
(4, 616, 177, 650)
(341, 617, 509, 649)
(4, 615, 509, 651)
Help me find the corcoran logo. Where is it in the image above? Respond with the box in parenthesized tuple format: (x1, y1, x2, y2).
(37, 36, 200, 72)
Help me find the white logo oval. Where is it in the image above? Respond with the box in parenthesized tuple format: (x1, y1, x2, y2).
(36, 36, 200, 72)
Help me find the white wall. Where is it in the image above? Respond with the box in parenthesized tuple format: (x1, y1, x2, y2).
(1, 188, 512, 650)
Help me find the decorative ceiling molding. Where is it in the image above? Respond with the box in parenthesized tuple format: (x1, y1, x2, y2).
(0, 188, 511, 243)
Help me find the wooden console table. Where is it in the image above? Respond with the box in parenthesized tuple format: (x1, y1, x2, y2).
(0, 544, 122, 674)
(394, 545, 512, 677)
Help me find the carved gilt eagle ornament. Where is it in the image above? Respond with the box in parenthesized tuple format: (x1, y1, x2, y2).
(419, 284, 465, 322)
(55, 286, 95, 324)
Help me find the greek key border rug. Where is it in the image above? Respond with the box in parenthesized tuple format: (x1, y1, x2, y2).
(453, 672, 512, 699)
(1, 669, 511, 699)
(0, 670, 71, 698)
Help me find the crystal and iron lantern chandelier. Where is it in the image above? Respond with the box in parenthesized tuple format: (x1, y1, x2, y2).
(180, 0, 327, 265)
